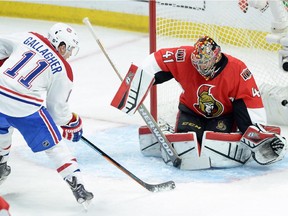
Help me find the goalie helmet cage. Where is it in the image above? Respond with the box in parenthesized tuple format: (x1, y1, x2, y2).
(148, 0, 288, 126)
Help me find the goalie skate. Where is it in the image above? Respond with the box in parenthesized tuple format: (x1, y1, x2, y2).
(66, 176, 94, 207)
(0, 162, 11, 185)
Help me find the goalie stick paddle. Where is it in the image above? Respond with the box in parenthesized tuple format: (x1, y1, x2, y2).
(82, 17, 182, 168)
(81, 136, 176, 192)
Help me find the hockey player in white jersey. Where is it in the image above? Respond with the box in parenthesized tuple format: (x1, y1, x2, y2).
(0, 23, 93, 206)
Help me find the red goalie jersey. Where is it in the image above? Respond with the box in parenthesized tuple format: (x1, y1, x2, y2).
(140, 45, 267, 133)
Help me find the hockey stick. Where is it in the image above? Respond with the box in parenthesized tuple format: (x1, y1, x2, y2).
(82, 17, 182, 168)
(81, 136, 176, 192)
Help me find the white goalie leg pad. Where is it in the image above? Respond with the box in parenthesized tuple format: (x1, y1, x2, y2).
(240, 124, 287, 165)
(160, 132, 210, 170)
(202, 131, 252, 168)
(111, 64, 155, 115)
(139, 126, 210, 170)
(139, 120, 175, 157)
(139, 126, 161, 157)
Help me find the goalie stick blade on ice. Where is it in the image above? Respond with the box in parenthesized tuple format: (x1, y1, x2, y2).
(81, 136, 176, 192)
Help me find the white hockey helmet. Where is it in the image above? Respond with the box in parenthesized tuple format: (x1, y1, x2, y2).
(48, 23, 79, 56)
(191, 36, 221, 80)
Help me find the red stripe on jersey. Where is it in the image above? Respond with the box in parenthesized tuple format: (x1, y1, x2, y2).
(39, 109, 60, 144)
(0, 85, 44, 103)
(0, 57, 8, 67)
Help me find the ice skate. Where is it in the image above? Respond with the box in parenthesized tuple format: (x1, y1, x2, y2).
(0, 162, 11, 185)
(66, 176, 94, 208)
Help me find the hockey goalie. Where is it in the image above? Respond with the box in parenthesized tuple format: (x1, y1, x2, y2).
(111, 35, 287, 170)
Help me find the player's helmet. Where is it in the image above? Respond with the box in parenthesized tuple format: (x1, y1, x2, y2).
(48, 23, 79, 56)
(191, 36, 221, 79)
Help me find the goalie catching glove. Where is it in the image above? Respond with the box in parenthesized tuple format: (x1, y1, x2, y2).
(61, 113, 83, 142)
(240, 123, 287, 165)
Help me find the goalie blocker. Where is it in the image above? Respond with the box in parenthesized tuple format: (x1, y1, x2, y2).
(111, 63, 182, 167)
(139, 124, 287, 170)
(111, 64, 154, 115)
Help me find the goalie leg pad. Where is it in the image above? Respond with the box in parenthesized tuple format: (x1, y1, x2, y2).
(240, 125, 287, 165)
(139, 126, 161, 157)
(139, 126, 210, 170)
(138, 120, 175, 157)
(202, 131, 252, 168)
(160, 132, 211, 170)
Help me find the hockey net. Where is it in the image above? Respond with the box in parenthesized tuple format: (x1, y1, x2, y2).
(149, 0, 288, 126)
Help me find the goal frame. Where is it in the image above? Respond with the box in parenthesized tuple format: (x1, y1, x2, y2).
(149, 0, 158, 120)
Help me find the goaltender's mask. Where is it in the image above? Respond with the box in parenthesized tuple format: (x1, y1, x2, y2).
(191, 36, 221, 80)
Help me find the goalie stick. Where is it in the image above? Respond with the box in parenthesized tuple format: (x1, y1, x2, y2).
(81, 136, 176, 192)
(82, 17, 182, 168)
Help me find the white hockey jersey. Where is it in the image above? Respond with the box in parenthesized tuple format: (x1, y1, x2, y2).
(0, 32, 73, 126)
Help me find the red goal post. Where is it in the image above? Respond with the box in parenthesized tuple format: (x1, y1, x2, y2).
(149, 0, 288, 126)
(149, 0, 158, 120)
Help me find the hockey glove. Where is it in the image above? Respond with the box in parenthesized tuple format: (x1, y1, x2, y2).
(240, 123, 287, 165)
(270, 135, 285, 155)
(61, 113, 83, 142)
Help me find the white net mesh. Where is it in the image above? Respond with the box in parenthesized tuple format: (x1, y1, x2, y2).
(153, 0, 288, 126)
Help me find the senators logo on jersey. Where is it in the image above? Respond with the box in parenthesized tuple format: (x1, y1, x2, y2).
(194, 84, 224, 118)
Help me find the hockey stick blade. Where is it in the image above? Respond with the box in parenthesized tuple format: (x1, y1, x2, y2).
(81, 136, 176, 192)
(144, 180, 176, 192)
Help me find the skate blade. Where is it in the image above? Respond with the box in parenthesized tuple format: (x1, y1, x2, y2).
(81, 199, 92, 211)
